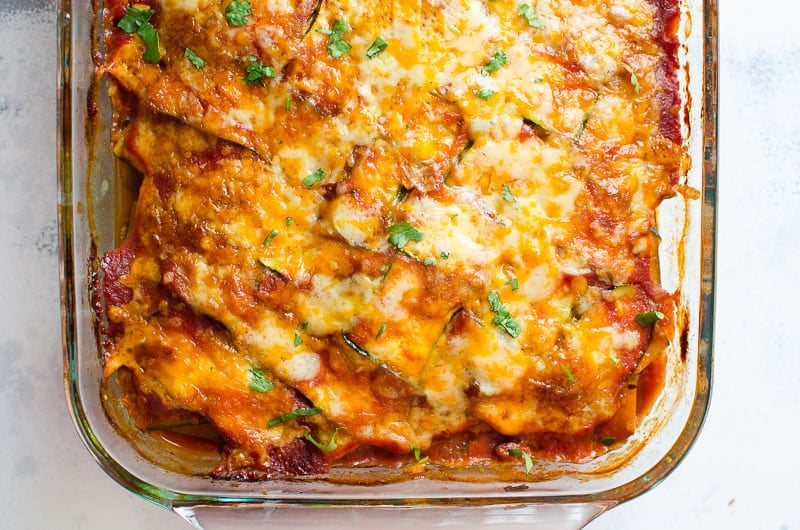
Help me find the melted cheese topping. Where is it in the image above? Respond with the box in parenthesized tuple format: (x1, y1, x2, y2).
(100, 0, 685, 475)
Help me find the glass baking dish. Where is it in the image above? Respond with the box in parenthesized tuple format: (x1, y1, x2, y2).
(57, 0, 717, 527)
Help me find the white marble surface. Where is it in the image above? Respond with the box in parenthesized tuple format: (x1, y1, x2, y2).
(0, 0, 798, 528)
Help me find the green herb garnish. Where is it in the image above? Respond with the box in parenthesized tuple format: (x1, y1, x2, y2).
(518, 4, 543, 28)
(423, 257, 436, 266)
(635, 310, 665, 326)
(487, 290, 522, 338)
(366, 36, 388, 59)
(248, 367, 274, 393)
(327, 20, 352, 58)
(562, 365, 575, 382)
(412, 445, 429, 464)
(302, 169, 326, 187)
(244, 56, 275, 84)
(294, 333, 302, 347)
(508, 448, 533, 474)
(440, 251, 450, 260)
(225, 0, 252, 26)
(285, 216, 293, 226)
(387, 221, 424, 249)
(599, 436, 617, 446)
(305, 428, 341, 452)
(609, 354, 620, 366)
(501, 184, 517, 203)
(481, 51, 507, 75)
(184, 48, 206, 69)
(261, 229, 278, 247)
(622, 64, 641, 95)
(284, 98, 292, 111)
(267, 407, 323, 427)
(475, 88, 497, 100)
(375, 322, 387, 339)
(117, 8, 160, 64)
(505, 277, 519, 291)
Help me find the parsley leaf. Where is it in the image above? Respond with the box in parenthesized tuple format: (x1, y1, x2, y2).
(501, 184, 517, 203)
(366, 36, 388, 59)
(481, 51, 507, 75)
(248, 367, 274, 393)
(184, 48, 206, 69)
(327, 20, 351, 58)
(260, 229, 278, 247)
(118, 7, 153, 33)
(305, 428, 342, 452)
(244, 56, 275, 84)
(518, 4, 543, 28)
(387, 221, 424, 249)
(225, 0, 252, 26)
(508, 448, 533, 474)
(267, 407, 323, 427)
(622, 63, 641, 95)
(487, 290, 522, 338)
(302, 169, 326, 187)
(635, 310, 665, 326)
(475, 88, 497, 100)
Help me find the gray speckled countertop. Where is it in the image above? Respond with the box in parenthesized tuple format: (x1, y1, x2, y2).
(1, 1, 798, 528)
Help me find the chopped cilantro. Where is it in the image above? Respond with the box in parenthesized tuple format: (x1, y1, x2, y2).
(481, 51, 507, 75)
(284, 98, 291, 111)
(622, 64, 641, 95)
(562, 365, 575, 382)
(248, 367, 273, 393)
(327, 20, 351, 58)
(412, 445, 429, 464)
(440, 251, 450, 260)
(609, 354, 620, 366)
(117, 8, 160, 64)
(137, 23, 161, 64)
(508, 448, 533, 474)
(635, 310, 665, 326)
(501, 184, 517, 203)
(294, 333, 302, 347)
(366, 36, 388, 59)
(487, 290, 522, 338)
(387, 221, 424, 249)
(225, 0, 252, 26)
(599, 436, 617, 446)
(285, 216, 293, 226)
(475, 88, 497, 100)
(423, 257, 436, 266)
(260, 229, 278, 247)
(302, 169, 326, 187)
(244, 56, 275, 84)
(375, 322, 387, 339)
(305, 428, 342, 452)
(117, 7, 153, 33)
(184, 47, 206, 69)
(518, 4, 543, 28)
(267, 407, 323, 427)
(505, 277, 519, 291)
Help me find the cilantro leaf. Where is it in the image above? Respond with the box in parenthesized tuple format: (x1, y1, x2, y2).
(244, 56, 275, 84)
(248, 367, 274, 393)
(481, 51, 507, 75)
(562, 364, 575, 382)
(302, 169, 326, 187)
(412, 445, 429, 464)
(508, 448, 533, 474)
(375, 322, 387, 339)
(518, 4, 544, 28)
(118, 7, 153, 33)
(294, 333, 302, 347)
(622, 63, 641, 95)
(635, 310, 665, 326)
(501, 184, 517, 203)
(387, 221, 424, 249)
(366, 36, 388, 59)
(487, 290, 522, 338)
(475, 88, 497, 100)
(225, 0, 252, 26)
(267, 407, 323, 427)
(137, 23, 161, 64)
(260, 229, 278, 247)
(505, 277, 519, 291)
(327, 20, 352, 58)
(184, 47, 206, 69)
(305, 428, 342, 452)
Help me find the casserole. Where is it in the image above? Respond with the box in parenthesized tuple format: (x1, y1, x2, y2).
(58, 0, 717, 526)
